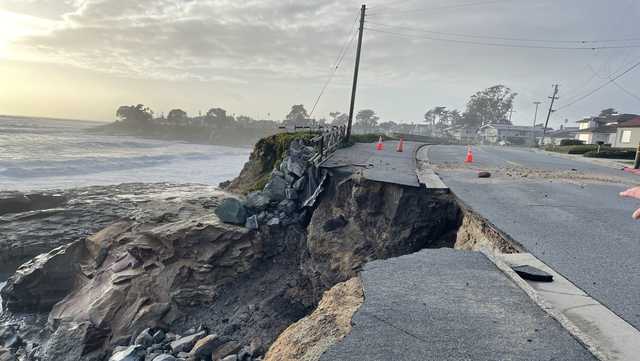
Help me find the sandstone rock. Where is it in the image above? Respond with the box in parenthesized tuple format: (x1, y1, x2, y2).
(1, 241, 84, 312)
(215, 198, 247, 225)
(108, 345, 144, 361)
(264, 278, 364, 361)
(263, 176, 287, 202)
(170, 331, 206, 354)
(245, 192, 270, 211)
(189, 334, 223, 358)
(210, 341, 240, 360)
(42, 321, 109, 361)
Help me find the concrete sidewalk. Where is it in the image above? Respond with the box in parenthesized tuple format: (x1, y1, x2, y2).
(321, 249, 595, 361)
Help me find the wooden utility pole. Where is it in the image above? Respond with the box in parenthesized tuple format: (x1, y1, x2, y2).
(532, 101, 541, 146)
(508, 108, 516, 123)
(541, 85, 559, 145)
(346, 4, 366, 141)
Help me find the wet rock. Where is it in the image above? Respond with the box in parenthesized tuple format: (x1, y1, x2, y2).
(245, 192, 270, 211)
(189, 334, 222, 359)
(108, 345, 144, 361)
(170, 331, 206, 354)
(263, 176, 287, 202)
(215, 198, 247, 225)
(245, 215, 259, 230)
(478, 171, 492, 178)
(1, 240, 84, 312)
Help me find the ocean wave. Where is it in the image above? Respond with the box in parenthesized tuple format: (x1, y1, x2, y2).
(0, 153, 215, 178)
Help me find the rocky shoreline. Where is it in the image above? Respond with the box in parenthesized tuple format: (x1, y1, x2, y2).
(0, 136, 463, 361)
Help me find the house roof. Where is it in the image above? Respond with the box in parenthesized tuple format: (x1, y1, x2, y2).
(618, 117, 640, 128)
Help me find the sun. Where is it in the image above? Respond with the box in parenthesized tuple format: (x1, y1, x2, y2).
(0, 10, 56, 57)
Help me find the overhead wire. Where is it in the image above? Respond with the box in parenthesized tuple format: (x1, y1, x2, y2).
(363, 27, 640, 50)
(366, 0, 512, 16)
(309, 14, 360, 118)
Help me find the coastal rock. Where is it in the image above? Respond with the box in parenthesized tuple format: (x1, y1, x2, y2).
(1, 241, 84, 312)
(42, 321, 109, 361)
(152, 355, 177, 361)
(210, 341, 241, 360)
(285, 157, 307, 178)
(215, 197, 248, 225)
(170, 331, 205, 353)
(245, 192, 271, 211)
(0, 191, 66, 217)
(188, 334, 223, 358)
(263, 176, 287, 202)
(245, 215, 259, 230)
(108, 345, 144, 361)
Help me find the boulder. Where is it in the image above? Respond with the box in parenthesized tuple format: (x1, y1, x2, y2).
(245, 215, 259, 231)
(285, 157, 307, 178)
(478, 171, 492, 178)
(189, 334, 223, 358)
(1, 241, 84, 312)
(245, 192, 270, 211)
(210, 341, 240, 361)
(42, 321, 110, 361)
(292, 176, 306, 191)
(108, 345, 144, 361)
(152, 355, 177, 361)
(221, 355, 238, 361)
(134, 329, 154, 347)
(152, 330, 166, 344)
(263, 176, 287, 202)
(215, 198, 247, 225)
(169, 331, 206, 354)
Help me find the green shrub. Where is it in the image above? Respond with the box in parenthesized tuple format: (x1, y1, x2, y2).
(544, 144, 598, 154)
(341, 134, 396, 148)
(560, 139, 584, 146)
(584, 149, 637, 159)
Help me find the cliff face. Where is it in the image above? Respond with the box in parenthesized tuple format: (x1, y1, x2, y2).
(0, 137, 471, 361)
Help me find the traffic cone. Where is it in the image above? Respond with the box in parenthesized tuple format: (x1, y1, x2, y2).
(464, 146, 474, 163)
(376, 136, 384, 151)
(396, 138, 405, 152)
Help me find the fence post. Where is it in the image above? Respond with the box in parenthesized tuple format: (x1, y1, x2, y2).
(634, 143, 640, 170)
(320, 134, 325, 161)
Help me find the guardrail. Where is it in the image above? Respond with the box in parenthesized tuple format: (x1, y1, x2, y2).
(277, 125, 347, 165)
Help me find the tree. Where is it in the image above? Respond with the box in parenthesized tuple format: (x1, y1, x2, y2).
(356, 109, 379, 132)
(330, 112, 349, 126)
(464, 85, 517, 126)
(599, 108, 617, 117)
(205, 107, 234, 128)
(167, 109, 188, 125)
(116, 104, 153, 126)
(424, 106, 447, 126)
(379, 121, 398, 132)
(285, 104, 310, 126)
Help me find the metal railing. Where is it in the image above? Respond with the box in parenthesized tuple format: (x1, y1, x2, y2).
(309, 125, 347, 165)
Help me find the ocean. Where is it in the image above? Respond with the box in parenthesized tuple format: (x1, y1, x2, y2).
(0, 116, 251, 192)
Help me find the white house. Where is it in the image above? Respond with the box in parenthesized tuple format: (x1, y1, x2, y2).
(540, 127, 579, 146)
(444, 125, 478, 143)
(575, 114, 637, 145)
(613, 117, 640, 148)
(478, 124, 546, 145)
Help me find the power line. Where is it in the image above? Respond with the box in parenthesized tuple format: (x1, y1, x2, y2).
(367, 0, 512, 16)
(309, 14, 360, 118)
(365, 21, 640, 44)
(555, 58, 640, 111)
(363, 27, 640, 50)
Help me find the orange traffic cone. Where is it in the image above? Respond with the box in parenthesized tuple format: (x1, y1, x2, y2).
(396, 138, 405, 152)
(464, 146, 474, 163)
(376, 136, 384, 151)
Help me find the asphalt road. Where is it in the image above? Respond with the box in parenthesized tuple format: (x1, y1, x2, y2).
(426, 145, 640, 330)
(321, 249, 595, 361)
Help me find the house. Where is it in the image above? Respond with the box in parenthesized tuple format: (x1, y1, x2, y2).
(613, 117, 640, 148)
(444, 125, 478, 143)
(575, 113, 637, 144)
(478, 124, 546, 145)
(540, 126, 579, 146)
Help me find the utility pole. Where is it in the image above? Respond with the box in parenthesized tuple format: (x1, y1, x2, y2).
(532, 101, 541, 146)
(541, 84, 559, 145)
(346, 4, 366, 141)
(508, 108, 516, 123)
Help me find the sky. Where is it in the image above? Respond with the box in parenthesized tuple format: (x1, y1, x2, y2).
(1, 0, 640, 128)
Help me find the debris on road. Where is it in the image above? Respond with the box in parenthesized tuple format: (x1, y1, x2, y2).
(478, 171, 492, 178)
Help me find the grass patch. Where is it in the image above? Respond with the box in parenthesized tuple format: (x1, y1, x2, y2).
(544, 144, 599, 154)
(340, 134, 396, 148)
(584, 148, 637, 159)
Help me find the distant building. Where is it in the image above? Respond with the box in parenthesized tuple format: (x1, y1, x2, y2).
(575, 113, 637, 145)
(444, 125, 478, 143)
(478, 124, 546, 145)
(613, 117, 640, 148)
(541, 126, 579, 146)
